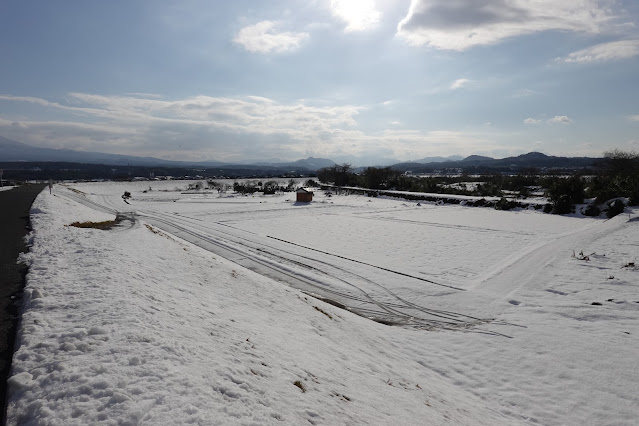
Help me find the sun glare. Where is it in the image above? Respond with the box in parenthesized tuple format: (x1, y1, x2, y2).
(331, 0, 381, 32)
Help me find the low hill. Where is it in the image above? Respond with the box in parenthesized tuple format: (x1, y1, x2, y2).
(461, 155, 494, 163)
(392, 152, 600, 173)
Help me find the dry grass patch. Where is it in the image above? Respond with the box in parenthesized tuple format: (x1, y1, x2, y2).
(68, 219, 119, 230)
(313, 306, 333, 320)
(67, 187, 87, 196)
(145, 224, 161, 234)
(69, 215, 124, 230)
(145, 224, 182, 245)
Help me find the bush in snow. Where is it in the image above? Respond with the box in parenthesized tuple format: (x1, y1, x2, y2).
(583, 203, 601, 217)
(589, 149, 639, 205)
(494, 197, 517, 211)
(544, 175, 584, 214)
(605, 199, 625, 218)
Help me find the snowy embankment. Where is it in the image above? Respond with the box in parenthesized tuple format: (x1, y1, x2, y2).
(7, 190, 512, 424)
(6, 183, 639, 425)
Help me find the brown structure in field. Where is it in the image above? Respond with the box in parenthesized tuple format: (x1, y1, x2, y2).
(296, 188, 313, 202)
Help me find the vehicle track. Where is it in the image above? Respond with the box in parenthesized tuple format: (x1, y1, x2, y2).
(137, 208, 508, 333)
(57, 188, 507, 334)
(138, 213, 420, 326)
(134, 206, 463, 291)
(265, 235, 465, 291)
(323, 211, 535, 236)
(58, 186, 121, 216)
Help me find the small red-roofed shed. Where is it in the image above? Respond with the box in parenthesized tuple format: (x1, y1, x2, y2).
(296, 188, 313, 202)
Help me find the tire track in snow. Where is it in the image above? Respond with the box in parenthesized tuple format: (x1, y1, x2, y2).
(324, 211, 535, 236)
(138, 210, 510, 333)
(265, 235, 465, 291)
(56, 188, 509, 334)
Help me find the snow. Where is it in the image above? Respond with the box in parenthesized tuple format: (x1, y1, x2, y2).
(0, 185, 17, 192)
(7, 181, 639, 425)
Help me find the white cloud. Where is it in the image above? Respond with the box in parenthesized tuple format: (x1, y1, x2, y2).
(330, 0, 381, 32)
(0, 93, 362, 161)
(560, 40, 639, 63)
(548, 115, 573, 125)
(375, 129, 498, 159)
(524, 118, 541, 125)
(628, 115, 639, 122)
(450, 78, 471, 90)
(396, 0, 621, 51)
(0, 93, 502, 162)
(233, 21, 309, 54)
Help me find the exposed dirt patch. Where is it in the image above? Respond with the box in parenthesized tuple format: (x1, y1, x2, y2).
(68, 214, 129, 230)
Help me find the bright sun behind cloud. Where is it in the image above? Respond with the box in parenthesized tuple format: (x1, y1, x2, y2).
(331, 0, 381, 32)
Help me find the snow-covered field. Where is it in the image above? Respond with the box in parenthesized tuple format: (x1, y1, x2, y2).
(6, 181, 639, 425)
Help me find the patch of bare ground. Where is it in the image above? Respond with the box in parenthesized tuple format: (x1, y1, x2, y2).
(68, 215, 124, 230)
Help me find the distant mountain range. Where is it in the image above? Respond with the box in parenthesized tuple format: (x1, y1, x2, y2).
(0, 136, 221, 167)
(414, 155, 464, 163)
(0, 136, 334, 171)
(392, 151, 600, 172)
(1, 136, 601, 172)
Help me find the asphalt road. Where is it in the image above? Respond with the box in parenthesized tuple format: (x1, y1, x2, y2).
(0, 184, 45, 421)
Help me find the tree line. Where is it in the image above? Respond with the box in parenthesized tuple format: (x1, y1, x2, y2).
(316, 150, 639, 216)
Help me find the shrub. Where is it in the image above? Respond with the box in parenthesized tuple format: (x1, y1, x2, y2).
(494, 197, 517, 210)
(606, 199, 625, 218)
(544, 175, 584, 214)
(589, 149, 639, 203)
(554, 195, 574, 214)
(583, 203, 601, 217)
(233, 181, 259, 194)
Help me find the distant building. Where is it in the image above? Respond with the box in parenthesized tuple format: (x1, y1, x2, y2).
(296, 188, 313, 202)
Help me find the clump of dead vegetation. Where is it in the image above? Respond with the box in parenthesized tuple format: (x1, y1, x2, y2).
(293, 380, 306, 393)
(314, 306, 333, 320)
(67, 187, 87, 196)
(68, 218, 120, 230)
(144, 224, 179, 244)
(144, 223, 161, 234)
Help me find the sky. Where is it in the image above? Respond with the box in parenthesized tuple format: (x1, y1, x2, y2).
(1, 0, 639, 164)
